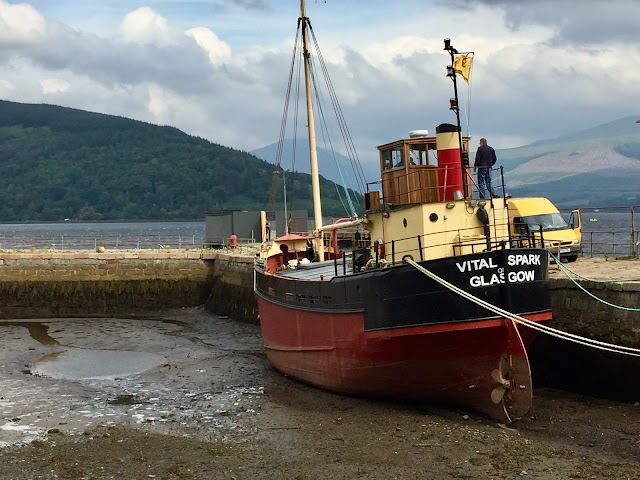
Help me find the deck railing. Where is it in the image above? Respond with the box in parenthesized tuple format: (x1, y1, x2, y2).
(350, 220, 542, 271)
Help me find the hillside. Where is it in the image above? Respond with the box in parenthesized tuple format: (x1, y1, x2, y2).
(251, 139, 379, 188)
(499, 116, 640, 207)
(0, 100, 362, 222)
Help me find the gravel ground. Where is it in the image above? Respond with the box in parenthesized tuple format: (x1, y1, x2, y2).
(0, 258, 639, 479)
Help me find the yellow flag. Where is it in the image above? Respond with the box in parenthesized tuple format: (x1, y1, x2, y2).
(453, 55, 473, 83)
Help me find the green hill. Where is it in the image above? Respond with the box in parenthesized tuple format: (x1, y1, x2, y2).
(0, 100, 362, 222)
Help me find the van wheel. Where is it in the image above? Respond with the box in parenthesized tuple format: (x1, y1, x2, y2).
(565, 255, 578, 263)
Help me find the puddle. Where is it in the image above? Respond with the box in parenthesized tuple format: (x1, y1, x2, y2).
(31, 349, 166, 380)
(2, 322, 60, 346)
(1, 317, 187, 348)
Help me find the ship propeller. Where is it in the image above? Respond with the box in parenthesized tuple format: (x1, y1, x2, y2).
(490, 384, 507, 404)
(490, 356, 511, 404)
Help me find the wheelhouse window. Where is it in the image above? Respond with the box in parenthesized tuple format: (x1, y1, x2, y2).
(391, 147, 404, 168)
(381, 146, 405, 170)
(382, 149, 392, 170)
(408, 145, 425, 166)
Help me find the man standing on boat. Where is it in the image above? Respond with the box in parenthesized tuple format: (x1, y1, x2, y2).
(474, 137, 498, 198)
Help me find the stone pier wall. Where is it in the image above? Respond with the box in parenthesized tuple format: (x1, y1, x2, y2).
(549, 278, 640, 346)
(0, 250, 259, 322)
(202, 252, 258, 323)
(0, 251, 215, 318)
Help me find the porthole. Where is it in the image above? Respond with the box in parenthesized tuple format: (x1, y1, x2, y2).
(403, 218, 408, 228)
(429, 213, 438, 222)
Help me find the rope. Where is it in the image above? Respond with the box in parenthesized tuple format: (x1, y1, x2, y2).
(551, 253, 640, 283)
(405, 258, 640, 357)
(550, 252, 640, 312)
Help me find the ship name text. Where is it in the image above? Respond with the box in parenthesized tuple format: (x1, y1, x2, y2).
(455, 253, 542, 287)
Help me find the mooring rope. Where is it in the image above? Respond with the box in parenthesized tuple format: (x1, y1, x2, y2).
(405, 258, 640, 357)
(551, 253, 640, 283)
(549, 253, 640, 312)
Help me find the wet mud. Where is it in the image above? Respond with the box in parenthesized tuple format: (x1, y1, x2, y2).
(0, 308, 639, 479)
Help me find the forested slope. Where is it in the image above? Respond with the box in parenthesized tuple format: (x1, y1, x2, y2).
(0, 100, 360, 221)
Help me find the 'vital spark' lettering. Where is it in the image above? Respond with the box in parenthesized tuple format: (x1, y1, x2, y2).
(455, 257, 498, 273)
(507, 254, 541, 266)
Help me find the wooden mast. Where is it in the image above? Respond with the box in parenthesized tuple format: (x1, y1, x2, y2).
(300, 0, 325, 261)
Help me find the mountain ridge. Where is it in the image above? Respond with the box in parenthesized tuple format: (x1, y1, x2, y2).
(252, 115, 640, 208)
(498, 116, 640, 206)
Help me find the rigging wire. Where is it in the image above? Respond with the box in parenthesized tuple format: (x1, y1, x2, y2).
(269, 21, 302, 216)
(308, 23, 368, 197)
(273, 18, 370, 220)
(308, 51, 357, 216)
(288, 32, 305, 218)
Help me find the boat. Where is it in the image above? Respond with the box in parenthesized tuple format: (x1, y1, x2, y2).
(254, 1, 551, 423)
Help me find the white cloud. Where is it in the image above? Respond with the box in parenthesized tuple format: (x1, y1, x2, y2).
(117, 6, 174, 46)
(0, 78, 15, 95)
(40, 78, 70, 94)
(185, 27, 231, 66)
(0, 1, 46, 43)
(147, 84, 169, 120)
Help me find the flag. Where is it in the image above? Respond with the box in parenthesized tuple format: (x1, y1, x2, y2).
(453, 55, 473, 83)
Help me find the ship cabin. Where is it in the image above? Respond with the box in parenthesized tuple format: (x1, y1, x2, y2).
(362, 127, 516, 264)
(262, 233, 316, 273)
(366, 129, 470, 211)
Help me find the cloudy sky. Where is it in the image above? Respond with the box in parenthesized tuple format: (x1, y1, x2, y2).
(1, 0, 638, 171)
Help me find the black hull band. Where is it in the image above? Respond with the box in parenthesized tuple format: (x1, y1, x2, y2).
(255, 248, 550, 331)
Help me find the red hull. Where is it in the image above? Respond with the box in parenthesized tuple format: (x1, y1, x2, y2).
(258, 297, 551, 422)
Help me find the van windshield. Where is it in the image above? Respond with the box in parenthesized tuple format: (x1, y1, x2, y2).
(523, 213, 569, 232)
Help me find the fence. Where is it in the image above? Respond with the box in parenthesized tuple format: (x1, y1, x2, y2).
(0, 234, 204, 251)
(560, 206, 639, 258)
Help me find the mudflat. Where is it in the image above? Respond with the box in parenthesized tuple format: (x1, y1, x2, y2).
(0, 258, 639, 479)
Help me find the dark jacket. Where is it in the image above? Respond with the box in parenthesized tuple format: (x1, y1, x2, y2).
(474, 144, 497, 168)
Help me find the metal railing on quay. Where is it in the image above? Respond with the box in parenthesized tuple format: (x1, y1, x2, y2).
(581, 230, 640, 258)
(559, 205, 639, 258)
(0, 234, 204, 251)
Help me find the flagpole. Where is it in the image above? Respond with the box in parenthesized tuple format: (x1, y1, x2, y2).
(444, 38, 468, 200)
